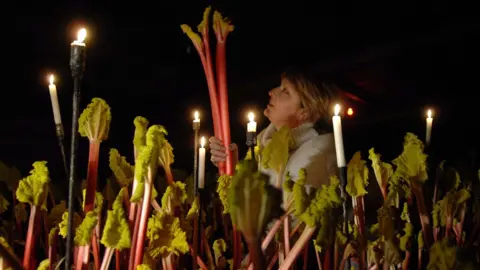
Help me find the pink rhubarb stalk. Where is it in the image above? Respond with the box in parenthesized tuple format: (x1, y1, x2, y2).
(284, 216, 291, 257)
(213, 10, 234, 176)
(83, 141, 101, 268)
(133, 168, 154, 268)
(279, 226, 316, 270)
(48, 233, 57, 270)
(23, 205, 41, 270)
(100, 247, 114, 270)
(198, 7, 223, 143)
(181, 9, 224, 173)
(78, 98, 112, 268)
(412, 187, 432, 247)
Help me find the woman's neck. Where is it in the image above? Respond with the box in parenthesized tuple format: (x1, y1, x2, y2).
(273, 119, 307, 130)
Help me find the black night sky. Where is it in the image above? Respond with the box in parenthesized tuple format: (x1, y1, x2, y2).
(2, 2, 479, 193)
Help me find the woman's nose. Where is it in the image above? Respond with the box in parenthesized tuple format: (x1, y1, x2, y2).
(268, 89, 276, 97)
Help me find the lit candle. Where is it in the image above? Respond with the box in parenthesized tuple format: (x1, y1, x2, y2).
(193, 111, 200, 124)
(426, 109, 433, 146)
(198, 137, 206, 189)
(247, 112, 257, 132)
(70, 28, 87, 76)
(72, 28, 87, 46)
(332, 104, 346, 167)
(48, 75, 62, 124)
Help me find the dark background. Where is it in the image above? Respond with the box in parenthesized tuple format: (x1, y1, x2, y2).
(2, 2, 479, 192)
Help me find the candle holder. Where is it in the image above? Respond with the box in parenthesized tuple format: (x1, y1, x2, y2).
(65, 38, 86, 269)
(338, 166, 351, 268)
(193, 121, 200, 194)
(55, 123, 69, 177)
(246, 131, 257, 162)
(192, 119, 200, 270)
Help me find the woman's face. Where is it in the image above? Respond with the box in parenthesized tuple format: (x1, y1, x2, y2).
(264, 78, 306, 128)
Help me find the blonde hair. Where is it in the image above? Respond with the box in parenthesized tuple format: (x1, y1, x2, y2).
(281, 70, 334, 123)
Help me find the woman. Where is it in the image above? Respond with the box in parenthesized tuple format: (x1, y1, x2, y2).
(209, 69, 338, 191)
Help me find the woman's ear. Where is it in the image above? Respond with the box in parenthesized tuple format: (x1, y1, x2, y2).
(298, 108, 309, 122)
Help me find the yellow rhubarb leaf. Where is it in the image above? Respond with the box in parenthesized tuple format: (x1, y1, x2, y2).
(78, 97, 112, 141)
(109, 148, 134, 187)
(346, 151, 369, 197)
(101, 187, 131, 250)
(260, 126, 295, 176)
(16, 161, 50, 210)
(213, 10, 234, 42)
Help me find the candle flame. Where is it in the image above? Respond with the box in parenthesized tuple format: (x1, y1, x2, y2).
(194, 111, 199, 121)
(200, 136, 205, 148)
(427, 109, 432, 118)
(76, 28, 87, 43)
(334, 104, 341, 116)
(347, 107, 354, 116)
(49, 74, 54, 85)
(248, 112, 255, 122)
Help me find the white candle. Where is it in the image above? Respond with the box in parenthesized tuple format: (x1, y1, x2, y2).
(72, 28, 87, 46)
(426, 109, 433, 146)
(247, 112, 257, 132)
(193, 111, 200, 124)
(332, 104, 346, 167)
(198, 136, 206, 189)
(48, 75, 62, 124)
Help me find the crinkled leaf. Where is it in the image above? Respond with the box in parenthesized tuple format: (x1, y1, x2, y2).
(299, 175, 342, 228)
(217, 175, 232, 213)
(347, 151, 369, 197)
(101, 187, 131, 250)
(16, 161, 50, 210)
(290, 169, 311, 217)
(260, 126, 295, 175)
(213, 238, 227, 265)
(146, 211, 189, 259)
(161, 181, 187, 214)
(109, 148, 134, 187)
(432, 188, 471, 228)
(78, 97, 111, 141)
(133, 116, 149, 149)
(228, 160, 283, 240)
(48, 227, 58, 246)
(393, 133, 428, 185)
(58, 211, 82, 238)
(186, 197, 199, 221)
(427, 238, 457, 270)
(74, 211, 98, 246)
(82, 189, 104, 215)
(368, 148, 393, 194)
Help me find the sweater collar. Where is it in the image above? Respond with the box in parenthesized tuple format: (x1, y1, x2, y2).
(260, 122, 317, 149)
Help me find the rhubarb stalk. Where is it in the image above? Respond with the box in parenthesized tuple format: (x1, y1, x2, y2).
(15, 161, 50, 270)
(78, 98, 112, 267)
(24, 205, 41, 269)
(100, 187, 131, 270)
(213, 10, 235, 175)
(197, 7, 223, 141)
(279, 226, 316, 270)
(131, 125, 166, 269)
(181, 11, 223, 173)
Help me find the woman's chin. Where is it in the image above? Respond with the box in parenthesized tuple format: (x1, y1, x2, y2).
(263, 108, 270, 117)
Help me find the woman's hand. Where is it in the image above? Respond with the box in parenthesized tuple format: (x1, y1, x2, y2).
(209, 137, 238, 167)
